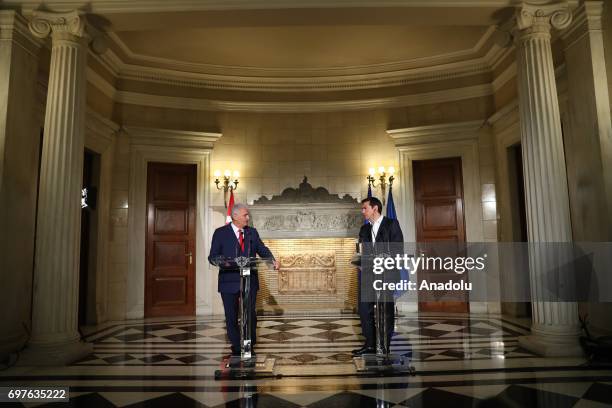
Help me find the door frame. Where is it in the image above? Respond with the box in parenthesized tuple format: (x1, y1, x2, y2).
(84, 110, 119, 324)
(126, 127, 221, 318)
(388, 121, 487, 313)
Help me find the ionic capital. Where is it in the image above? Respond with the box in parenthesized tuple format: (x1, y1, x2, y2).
(28, 10, 87, 42)
(515, 2, 572, 39)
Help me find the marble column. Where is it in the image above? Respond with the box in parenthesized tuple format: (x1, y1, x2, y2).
(21, 10, 92, 365)
(0, 11, 42, 360)
(514, 2, 582, 356)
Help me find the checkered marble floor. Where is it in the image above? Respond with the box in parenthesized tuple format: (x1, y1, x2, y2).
(2, 313, 612, 407)
(73, 315, 535, 367)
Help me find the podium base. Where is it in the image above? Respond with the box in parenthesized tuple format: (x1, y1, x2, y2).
(215, 356, 276, 380)
(353, 354, 416, 375)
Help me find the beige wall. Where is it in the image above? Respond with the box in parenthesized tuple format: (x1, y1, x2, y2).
(106, 134, 130, 320)
(212, 110, 396, 207)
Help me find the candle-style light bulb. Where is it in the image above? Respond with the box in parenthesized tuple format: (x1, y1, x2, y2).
(214, 170, 221, 177)
(388, 166, 395, 175)
(368, 168, 376, 176)
(378, 166, 385, 174)
(233, 170, 240, 178)
(224, 170, 231, 177)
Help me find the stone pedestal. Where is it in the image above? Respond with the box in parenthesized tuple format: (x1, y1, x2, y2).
(21, 11, 92, 365)
(514, 2, 582, 356)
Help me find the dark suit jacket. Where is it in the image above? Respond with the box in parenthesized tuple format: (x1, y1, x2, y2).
(208, 224, 275, 294)
(359, 216, 404, 296)
(359, 216, 404, 246)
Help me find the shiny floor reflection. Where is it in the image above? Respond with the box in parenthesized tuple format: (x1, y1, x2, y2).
(1, 313, 611, 407)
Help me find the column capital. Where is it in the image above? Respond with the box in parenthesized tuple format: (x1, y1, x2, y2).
(28, 10, 87, 42)
(515, 2, 572, 38)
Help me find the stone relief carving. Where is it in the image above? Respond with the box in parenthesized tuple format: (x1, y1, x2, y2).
(260, 212, 362, 232)
(278, 251, 337, 294)
(253, 176, 357, 204)
(248, 176, 361, 238)
(280, 252, 335, 268)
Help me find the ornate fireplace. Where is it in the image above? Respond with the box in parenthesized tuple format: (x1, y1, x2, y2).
(249, 177, 362, 314)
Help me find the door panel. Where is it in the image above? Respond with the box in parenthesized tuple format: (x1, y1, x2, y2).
(413, 157, 469, 313)
(145, 162, 196, 317)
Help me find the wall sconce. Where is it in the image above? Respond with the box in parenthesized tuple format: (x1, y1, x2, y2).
(214, 169, 239, 208)
(366, 166, 395, 204)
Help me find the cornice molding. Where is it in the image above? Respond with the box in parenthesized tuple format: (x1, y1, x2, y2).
(387, 120, 484, 146)
(123, 126, 222, 150)
(85, 108, 118, 152)
(492, 61, 516, 92)
(86, 67, 116, 100)
(86, 50, 497, 112)
(10, 0, 574, 14)
(86, 108, 119, 137)
(115, 83, 493, 113)
(103, 27, 498, 93)
(486, 100, 518, 128)
(117, 59, 492, 93)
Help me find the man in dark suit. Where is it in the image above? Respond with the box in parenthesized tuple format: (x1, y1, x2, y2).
(353, 196, 404, 356)
(208, 203, 279, 356)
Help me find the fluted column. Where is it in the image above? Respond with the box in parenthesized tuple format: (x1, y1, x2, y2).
(21, 11, 92, 365)
(514, 2, 582, 356)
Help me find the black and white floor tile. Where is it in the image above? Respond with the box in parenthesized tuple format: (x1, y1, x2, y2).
(2, 313, 612, 407)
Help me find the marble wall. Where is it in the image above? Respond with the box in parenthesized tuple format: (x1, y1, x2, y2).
(210, 110, 398, 208)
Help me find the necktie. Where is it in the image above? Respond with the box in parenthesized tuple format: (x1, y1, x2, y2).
(239, 229, 245, 252)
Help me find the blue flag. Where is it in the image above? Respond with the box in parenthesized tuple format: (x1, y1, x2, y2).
(386, 186, 408, 298)
(386, 186, 396, 220)
(364, 184, 372, 224)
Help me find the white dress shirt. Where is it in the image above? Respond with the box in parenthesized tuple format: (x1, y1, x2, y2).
(371, 215, 384, 243)
(230, 222, 243, 240)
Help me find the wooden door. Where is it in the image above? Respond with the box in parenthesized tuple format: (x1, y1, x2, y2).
(413, 157, 469, 313)
(145, 162, 196, 317)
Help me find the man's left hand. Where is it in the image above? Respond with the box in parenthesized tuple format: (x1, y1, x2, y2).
(273, 260, 280, 270)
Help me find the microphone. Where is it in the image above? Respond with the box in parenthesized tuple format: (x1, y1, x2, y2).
(244, 226, 253, 256)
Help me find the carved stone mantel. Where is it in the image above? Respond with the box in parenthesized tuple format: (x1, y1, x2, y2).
(249, 177, 361, 239)
(211, 177, 361, 314)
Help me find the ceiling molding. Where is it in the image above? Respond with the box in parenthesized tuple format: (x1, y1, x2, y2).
(123, 126, 222, 149)
(87, 67, 116, 100)
(387, 120, 484, 146)
(86, 108, 119, 136)
(86, 56, 495, 112)
(486, 100, 518, 128)
(101, 27, 498, 92)
(117, 60, 491, 93)
(492, 61, 516, 92)
(115, 83, 493, 113)
(109, 28, 493, 77)
(10, 0, 558, 14)
(85, 108, 119, 152)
